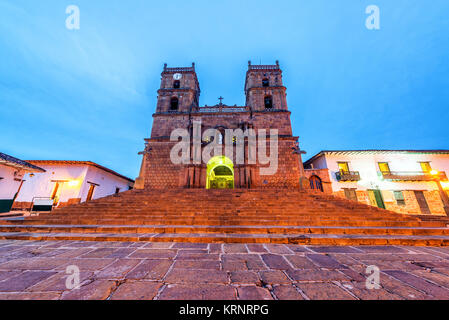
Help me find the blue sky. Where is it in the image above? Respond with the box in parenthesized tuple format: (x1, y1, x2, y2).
(1, 0, 448, 179)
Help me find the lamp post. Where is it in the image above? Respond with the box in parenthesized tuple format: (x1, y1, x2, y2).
(430, 170, 449, 216)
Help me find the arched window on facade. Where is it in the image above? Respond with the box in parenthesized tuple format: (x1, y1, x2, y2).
(262, 78, 270, 87)
(264, 96, 273, 109)
(173, 80, 180, 88)
(170, 97, 179, 111)
(309, 175, 324, 192)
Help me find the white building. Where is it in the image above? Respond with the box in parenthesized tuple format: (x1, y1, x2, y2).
(304, 150, 449, 216)
(13, 160, 134, 210)
(0, 152, 45, 213)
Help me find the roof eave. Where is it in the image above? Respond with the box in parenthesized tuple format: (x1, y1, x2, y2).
(0, 160, 46, 173)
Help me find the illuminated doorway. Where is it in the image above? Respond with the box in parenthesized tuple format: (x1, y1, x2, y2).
(206, 156, 234, 189)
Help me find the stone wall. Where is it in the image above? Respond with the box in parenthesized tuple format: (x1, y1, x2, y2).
(332, 189, 446, 216)
(150, 111, 293, 138)
(143, 141, 183, 189)
(304, 169, 332, 193)
(142, 137, 301, 190)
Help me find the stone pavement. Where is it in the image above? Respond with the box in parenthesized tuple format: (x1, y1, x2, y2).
(0, 240, 449, 300)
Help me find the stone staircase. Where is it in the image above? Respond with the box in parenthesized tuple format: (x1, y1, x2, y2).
(1, 189, 449, 245)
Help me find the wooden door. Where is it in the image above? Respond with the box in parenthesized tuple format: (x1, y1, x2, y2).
(414, 191, 431, 215)
(368, 190, 385, 209)
(86, 184, 96, 201)
(368, 190, 377, 206)
(309, 176, 323, 192)
(373, 190, 386, 209)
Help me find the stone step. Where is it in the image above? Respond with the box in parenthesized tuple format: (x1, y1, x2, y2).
(1, 231, 449, 246)
(1, 224, 449, 236)
(6, 188, 447, 246)
(8, 218, 444, 228)
(23, 213, 423, 220)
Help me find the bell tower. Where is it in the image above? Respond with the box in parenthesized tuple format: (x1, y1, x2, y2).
(244, 60, 288, 112)
(156, 63, 200, 113)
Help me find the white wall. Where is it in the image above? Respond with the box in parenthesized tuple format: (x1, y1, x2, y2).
(308, 155, 328, 170)
(15, 163, 133, 204)
(79, 166, 133, 201)
(318, 152, 449, 193)
(15, 164, 88, 203)
(0, 165, 22, 199)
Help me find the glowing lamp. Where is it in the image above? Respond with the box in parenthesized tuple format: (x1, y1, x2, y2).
(68, 180, 80, 187)
(430, 170, 439, 176)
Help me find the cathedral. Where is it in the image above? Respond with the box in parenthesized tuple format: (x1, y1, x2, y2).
(2, 61, 448, 247)
(134, 61, 304, 190)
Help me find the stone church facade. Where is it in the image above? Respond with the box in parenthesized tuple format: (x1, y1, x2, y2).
(135, 62, 304, 190)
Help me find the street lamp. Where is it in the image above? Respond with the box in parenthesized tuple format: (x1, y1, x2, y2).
(430, 170, 449, 216)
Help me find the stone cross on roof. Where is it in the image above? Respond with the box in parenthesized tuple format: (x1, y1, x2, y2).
(218, 96, 224, 105)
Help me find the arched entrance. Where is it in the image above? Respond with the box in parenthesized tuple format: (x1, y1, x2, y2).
(206, 156, 234, 189)
(309, 175, 324, 192)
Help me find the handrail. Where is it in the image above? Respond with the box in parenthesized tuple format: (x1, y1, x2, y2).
(380, 170, 448, 181)
(335, 171, 361, 181)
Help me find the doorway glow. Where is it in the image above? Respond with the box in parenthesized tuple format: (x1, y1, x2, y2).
(206, 156, 234, 189)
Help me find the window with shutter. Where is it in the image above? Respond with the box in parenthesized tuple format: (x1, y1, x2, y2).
(378, 162, 390, 174)
(393, 191, 406, 206)
(420, 162, 432, 173)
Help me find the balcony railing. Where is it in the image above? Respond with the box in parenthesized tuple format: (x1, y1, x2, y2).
(335, 171, 361, 182)
(380, 171, 448, 181)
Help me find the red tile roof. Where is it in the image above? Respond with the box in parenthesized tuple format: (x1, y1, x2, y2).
(0, 152, 45, 172)
(304, 149, 449, 166)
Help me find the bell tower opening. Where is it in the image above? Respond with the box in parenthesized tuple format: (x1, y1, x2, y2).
(262, 78, 270, 87)
(170, 97, 179, 111)
(264, 96, 273, 109)
(206, 156, 234, 189)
